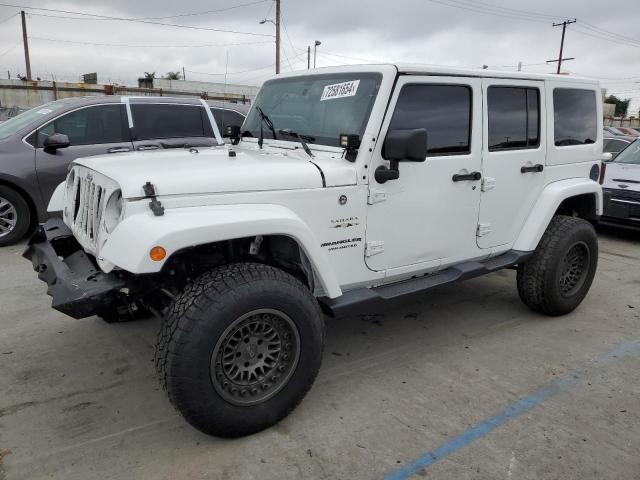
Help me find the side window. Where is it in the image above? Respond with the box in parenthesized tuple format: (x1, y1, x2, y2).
(207, 108, 245, 136)
(553, 88, 597, 146)
(386, 84, 471, 157)
(603, 139, 625, 153)
(36, 105, 127, 147)
(488, 86, 540, 151)
(131, 104, 206, 140)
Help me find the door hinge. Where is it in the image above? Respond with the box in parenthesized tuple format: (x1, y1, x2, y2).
(481, 176, 496, 192)
(368, 188, 387, 204)
(365, 240, 385, 257)
(477, 223, 492, 237)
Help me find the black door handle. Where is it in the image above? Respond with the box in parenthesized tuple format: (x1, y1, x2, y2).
(452, 171, 482, 182)
(521, 164, 544, 173)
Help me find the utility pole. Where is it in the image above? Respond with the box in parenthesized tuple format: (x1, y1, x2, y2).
(20, 11, 31, 80)
(549, 19, 576, 74)
(307, 46, 311, 69)
(182, 66, 186, 81)
(275, 0, 280, 74)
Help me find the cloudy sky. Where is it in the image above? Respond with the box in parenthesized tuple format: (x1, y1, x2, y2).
(1, 0, 639, 112)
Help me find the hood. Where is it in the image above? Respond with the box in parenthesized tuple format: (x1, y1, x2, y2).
(74, 144, 357, 199)
(603, 162, 640, 193)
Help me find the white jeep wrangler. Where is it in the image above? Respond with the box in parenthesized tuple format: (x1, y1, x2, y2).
(25, 64, 606, 437)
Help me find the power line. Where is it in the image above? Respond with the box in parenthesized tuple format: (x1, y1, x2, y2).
(0, 41, 21, 58)
(0, 11, 17, 24)
(30, 36, 273, 49)
(0, 3, 274, 37)
(103, 0, 270, 21)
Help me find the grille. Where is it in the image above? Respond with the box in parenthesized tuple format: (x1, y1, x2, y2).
(70, 172, 104, 251)
(604, 188, 640, 203)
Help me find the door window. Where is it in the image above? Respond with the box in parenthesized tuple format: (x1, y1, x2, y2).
(488, 87, 540, 151)
(131, 104, 207, 140)
(208, 108, 245, 135)
(553, 88, 597, 146)
(36, 104, 128, 147)
(385, 84, 472, 157)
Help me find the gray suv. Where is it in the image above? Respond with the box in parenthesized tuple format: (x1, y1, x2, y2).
(0, 96, 248, 246)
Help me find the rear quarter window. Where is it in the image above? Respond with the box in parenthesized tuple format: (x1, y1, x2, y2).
(553, 88, 597, 147)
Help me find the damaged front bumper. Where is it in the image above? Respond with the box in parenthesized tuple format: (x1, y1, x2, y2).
(23, 218, 128, 319)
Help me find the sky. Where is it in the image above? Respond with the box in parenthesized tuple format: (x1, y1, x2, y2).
(1, 0, 639, 113)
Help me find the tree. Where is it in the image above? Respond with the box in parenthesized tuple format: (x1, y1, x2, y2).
(165, 71, 182, 80)
(605, 95, 631, 117)
(143, 72, 156, 80)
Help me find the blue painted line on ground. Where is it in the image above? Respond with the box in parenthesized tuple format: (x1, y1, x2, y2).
(385, 339, 640, 480)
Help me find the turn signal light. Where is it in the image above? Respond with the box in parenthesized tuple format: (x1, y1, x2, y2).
(150, 246, 167, 262)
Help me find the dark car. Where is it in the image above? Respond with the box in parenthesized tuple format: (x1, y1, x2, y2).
(603, 135, 635, 159)
(601, 138, 640, 229)
(0, 96, 248, 246)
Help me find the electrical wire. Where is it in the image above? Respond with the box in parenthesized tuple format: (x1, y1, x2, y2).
(0, 41, 21, 58)
(0, 11, 17, 24)
(29, 36, 273, 49)
(0, 3, 274, 37)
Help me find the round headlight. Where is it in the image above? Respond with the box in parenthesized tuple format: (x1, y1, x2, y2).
(103, 189, 123, 233)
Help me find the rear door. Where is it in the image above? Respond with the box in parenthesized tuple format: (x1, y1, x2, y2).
(477, 79, 547, 249)
(130, 103, 217, 151)
(34, 103, 132, 206)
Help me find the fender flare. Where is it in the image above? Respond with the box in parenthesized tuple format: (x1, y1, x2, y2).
(98, 203, 343, 298)
(513, 178, 603, 252)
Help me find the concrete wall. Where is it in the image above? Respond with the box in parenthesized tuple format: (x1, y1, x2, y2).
(0, 78, 257, 120)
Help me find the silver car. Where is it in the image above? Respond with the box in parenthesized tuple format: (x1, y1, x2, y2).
(601, 138, 640, 229)
(0, 96, 248, 246)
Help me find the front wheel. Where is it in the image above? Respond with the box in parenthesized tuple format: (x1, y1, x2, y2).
(155, 263, 324, 437)
(517, 215, 598, 316)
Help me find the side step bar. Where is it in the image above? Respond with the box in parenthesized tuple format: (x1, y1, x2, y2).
(319, 250, 532, 317)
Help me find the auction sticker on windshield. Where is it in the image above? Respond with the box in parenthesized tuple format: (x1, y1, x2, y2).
(320, 80, 360, 101)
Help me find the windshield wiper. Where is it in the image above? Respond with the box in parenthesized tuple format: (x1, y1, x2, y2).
(278, 129, 315, 157)
(256, 106, 277, 149)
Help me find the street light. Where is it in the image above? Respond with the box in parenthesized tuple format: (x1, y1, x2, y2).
(259, 1, 280, 74)
(314, 40, 321, 68)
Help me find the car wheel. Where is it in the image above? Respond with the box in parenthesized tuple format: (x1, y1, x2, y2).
(155, 262, 324, 437)
(0, 185, 31, 247)
(517, 215, 598, 316)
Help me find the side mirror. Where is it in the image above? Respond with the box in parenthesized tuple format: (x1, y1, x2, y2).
(43, 133, 70, 152)
(384, 128, 428, 162)
(599, 152, 614, 162)
(376, 128, 428, 183)
(224, 125, 241, 145)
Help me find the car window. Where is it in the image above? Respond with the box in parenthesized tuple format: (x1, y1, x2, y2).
(603, 139, 626, 153)
(613, 139, 640, 164)
(553, 88, 597, 146)
(207, 108, 245, 135)
(35, 104, 128, 147)
(0, 99, 75, 141)
(488, 86, 540, 151)
(131, 104, 206, 140)
(386, 84, 471, 157)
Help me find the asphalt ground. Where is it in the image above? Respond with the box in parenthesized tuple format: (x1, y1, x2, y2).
(0, 225, 639, 479)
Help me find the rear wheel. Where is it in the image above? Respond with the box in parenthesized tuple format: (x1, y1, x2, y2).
(155, 263, 324, 437)
(517, 215, 598, 316)
(0, 185, 30, 247)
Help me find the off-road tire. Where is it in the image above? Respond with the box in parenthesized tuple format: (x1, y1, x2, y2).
(517, 215, 598, 316)
(155, 262, 324, 437)
(0, 185, 30, 247)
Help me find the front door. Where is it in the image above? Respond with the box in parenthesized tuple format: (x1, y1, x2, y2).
(365, 76, 483, 273)
(34, 104, 133, 207)
(477, 79, 547, 249)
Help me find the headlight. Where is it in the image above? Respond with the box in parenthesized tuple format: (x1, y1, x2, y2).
(103, 189, 123, 233)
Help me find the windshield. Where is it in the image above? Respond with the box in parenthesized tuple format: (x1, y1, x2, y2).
(242, 73, 382, 148)
(614, 138, 640, 165)
(0, 99, 75, 140)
